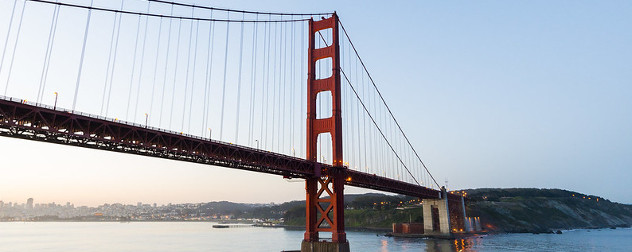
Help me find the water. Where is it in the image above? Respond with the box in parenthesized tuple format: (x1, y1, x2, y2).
(0, 222, 630, 251)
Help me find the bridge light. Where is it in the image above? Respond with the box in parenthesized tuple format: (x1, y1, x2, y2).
(346, 177, 351, 182)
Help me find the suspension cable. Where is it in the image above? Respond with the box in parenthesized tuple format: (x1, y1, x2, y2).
(218, 12, 230, 140)
(168, 17, 183, 129)
(27, 0, 310, 23)
(71, 0, 94, 110)
(247, 14, 259, 146)
(187, 17, 200, 133)
(158, 5, 174, 127)
(202, 10, 215, 138)
(147, 0, 332, 16)
(125, 13, 143, 120)
(180, 7, 195, 131)
(149, 16, 165, 126)
(134, 1, 151, 122)
(3, 0, 27, 96)
(338, 20, 441, 188)
(0, 0, 19, 84)
(235, 12, 245, 143)
(101, 0, 123, 115)
(37, 0, 60, 103)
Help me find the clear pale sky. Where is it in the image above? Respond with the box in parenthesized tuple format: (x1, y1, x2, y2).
(0, 0, 630, 206)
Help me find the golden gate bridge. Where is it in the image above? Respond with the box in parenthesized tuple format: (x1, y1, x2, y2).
(0, 0, 470, 250)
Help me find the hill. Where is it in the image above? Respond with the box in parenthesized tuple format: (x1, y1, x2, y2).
(255, 188, 632, 233)
(463, 188, 632, 233)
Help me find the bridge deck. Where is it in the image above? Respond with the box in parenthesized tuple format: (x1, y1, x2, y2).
(0, 96, 457, 201)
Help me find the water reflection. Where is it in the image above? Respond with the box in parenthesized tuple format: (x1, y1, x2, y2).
(381, 239, 389, 252)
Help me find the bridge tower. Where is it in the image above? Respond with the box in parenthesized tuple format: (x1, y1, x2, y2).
(302, 13, 350, 252)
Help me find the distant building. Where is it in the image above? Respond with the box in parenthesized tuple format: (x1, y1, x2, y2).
(0, 200, 4, 208)
(27, 198, 34, 210)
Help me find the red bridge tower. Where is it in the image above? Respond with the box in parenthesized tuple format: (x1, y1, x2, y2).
(302, 13, 350, 252)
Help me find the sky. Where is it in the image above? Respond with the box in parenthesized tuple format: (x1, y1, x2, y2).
(0, 0, 630, 206)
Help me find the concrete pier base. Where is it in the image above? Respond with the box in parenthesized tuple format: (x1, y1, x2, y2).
(422, 187, 453, 238)
(422, 198, 452, 238)
(301, 241, 350, 252)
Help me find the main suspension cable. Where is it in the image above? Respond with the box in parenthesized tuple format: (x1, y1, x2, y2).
(338, 20, 441, 188)
(3, 0, 26, 96)
(27, 0, 310, 23)
(147, 0, 333, 16)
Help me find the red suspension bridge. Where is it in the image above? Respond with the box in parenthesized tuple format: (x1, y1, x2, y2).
(0, 0, 469, 251)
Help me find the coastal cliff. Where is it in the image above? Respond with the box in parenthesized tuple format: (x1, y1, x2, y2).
(279, 188, 632, 233)
(464, 188, 632, 233)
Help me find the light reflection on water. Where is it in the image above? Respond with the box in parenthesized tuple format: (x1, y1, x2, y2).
(0, 222, 630, 251)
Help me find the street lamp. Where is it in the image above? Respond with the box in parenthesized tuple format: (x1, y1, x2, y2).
(53, 92, 58, 110)
(144, 113, 148, 127)
(208, 128, 212, 139)
(255, 140, 259, 149)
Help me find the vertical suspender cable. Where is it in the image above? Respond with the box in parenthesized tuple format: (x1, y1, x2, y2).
(134, 1, 152, 122)
(187, 15, 200, 133)
(280, 21, 286, 153)
(290, 21, 295, 155)
(219, 12, 230, 141)
(104, 3, 125, 117)
(340, 21, 439, 187)
(355, 55, 361, 171)
(0, 0, 19, 88)
(261, 18, 270, 149)
(3, 0, 27, 96)
(101, 0, 123, 115)
(158, 5, 174, 127)
(361, 60, 367, 171)
(202, 10, 215, 137)
(72, 0, 95, 110)
(126, 12, 143, 120)
(149, 16, 164, 125)
(168, 16, 183, 129)
(180, 7, 195, 131)
(270, 21, 278, 151)
(234, 13, 245, 143)
(247, 14, 258, 146)
(37, 0, 60, 103)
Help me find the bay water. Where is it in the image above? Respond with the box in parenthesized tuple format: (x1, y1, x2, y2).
(0, 222, 630, 251)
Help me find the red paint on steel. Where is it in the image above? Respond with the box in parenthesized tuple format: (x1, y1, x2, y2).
(0, 96, 453, 201)
(304, 13, 346, 243)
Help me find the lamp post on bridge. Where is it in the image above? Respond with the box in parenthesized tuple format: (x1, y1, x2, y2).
(145, 113, 148, 128)
(255, 140, 259, 149)
(208, 128, 212, 139)
(53, 92, 58, 110)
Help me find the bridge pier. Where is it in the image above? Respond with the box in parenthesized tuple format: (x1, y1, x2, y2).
(421, 187, 468, 238)
(422, 197, 451, 237)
